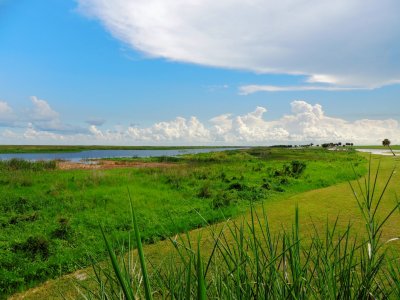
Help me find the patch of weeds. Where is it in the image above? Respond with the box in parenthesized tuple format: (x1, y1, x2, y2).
(290, 160, 307, 177)
(219, 171, 230, 182)
(273, 160, 307, 178)
(273, 186, 285, 192)
(9, 174, 34, 187)
(252, 162, 265, 171)
(237, 186, 266, 201)
(198, 182, 212, 198)
(8, 197, 37, 213)
(212, 191, 236, 209)
(261, 180, 271, 190)
(165, 173, 184, 189)
(51, 217, 72, 240)
(193, 171, 209, 180)
(9, 212, 38, 225)
(316, 178, 329, 188)
(12, 236, 50, 260)
(0, 159, 56, 171)
(46, 181, 67, 196)
(115, 223, 132, 232)
(279, 176, 291, 185)
(228, 182, 247, 191)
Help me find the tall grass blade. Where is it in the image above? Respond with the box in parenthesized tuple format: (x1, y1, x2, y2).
(100, 226, 134, 300)
(196, 240, 206, 300)
(128, 191, 153, 300)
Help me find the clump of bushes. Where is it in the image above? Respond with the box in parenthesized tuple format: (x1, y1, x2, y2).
(273, 160, 306, 178)
(290, 160, 307, 177)
(212, 191, 236, 209)
(228, 182, 247, 191)
(261, 182, 271, 190)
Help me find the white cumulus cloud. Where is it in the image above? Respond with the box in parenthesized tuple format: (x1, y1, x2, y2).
(28, 96, 87, 133)
(239, 85, 369, 95)
(78, 0, 400, 88)
(30, 96, 59, 121)
(0, 100, 17, 126)
(1, 100, 399, 145)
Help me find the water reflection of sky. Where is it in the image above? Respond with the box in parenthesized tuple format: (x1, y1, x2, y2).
(0, 148, 241, 162)
(356, 149, 400, 156)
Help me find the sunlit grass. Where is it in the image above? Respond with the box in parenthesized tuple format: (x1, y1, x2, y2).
(84, 159, 400, 299)
(1, 148, 369, 297)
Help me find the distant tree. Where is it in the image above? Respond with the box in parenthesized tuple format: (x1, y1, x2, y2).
(382, 138, 396, 156)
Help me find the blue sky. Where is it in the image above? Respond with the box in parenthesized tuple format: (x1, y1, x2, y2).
(0, 0, 399, 145)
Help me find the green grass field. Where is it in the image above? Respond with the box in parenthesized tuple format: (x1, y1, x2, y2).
(7, 149, 400, 299)
(0, 148, 369, 298)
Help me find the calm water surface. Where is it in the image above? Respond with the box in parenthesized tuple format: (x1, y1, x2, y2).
(0, 148, 241, 162)
(356, 148, 400, 156)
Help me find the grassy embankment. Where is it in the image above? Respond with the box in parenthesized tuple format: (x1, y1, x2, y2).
(1, 148, 367, 298)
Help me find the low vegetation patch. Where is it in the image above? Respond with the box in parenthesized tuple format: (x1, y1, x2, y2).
(84, 163, 400, 299)
(0, 148, 366, 297)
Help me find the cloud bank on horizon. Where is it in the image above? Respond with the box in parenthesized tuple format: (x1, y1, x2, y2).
(77, 0, 400, 91)
(0, 97, 398, 145)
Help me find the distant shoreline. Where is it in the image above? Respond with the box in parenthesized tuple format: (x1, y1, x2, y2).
(0, 145, 247, 154)
(0, 144, 397, 154)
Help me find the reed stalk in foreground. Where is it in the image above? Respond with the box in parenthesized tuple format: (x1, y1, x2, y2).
(81, 161, 399, 299)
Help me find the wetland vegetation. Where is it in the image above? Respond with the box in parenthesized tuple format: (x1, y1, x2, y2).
(0, 148, 364, 296)
(3, 147, 400, 299)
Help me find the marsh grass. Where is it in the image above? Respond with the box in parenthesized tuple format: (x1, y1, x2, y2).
(0, 158, 56, 171)
(0, 148, 369, 297)
(85, 162, 400, 299)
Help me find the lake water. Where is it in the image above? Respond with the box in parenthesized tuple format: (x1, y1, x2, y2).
(0, 148, 241, 162)
(356, 148, 400, 156)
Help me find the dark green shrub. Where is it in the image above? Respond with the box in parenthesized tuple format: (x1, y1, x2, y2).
(274, 186, 285, 192)
(290, 160, 306, 177)
(12, 236, 50, 260)
(228, 182, 246, 191)
(212, 191, 235, 209)
(238, 186, 266, 201)
(9, 212, 38, 225)
(261, 182, 271, 190)
(12, 197, 36, 213)
(273, 161, 306, 178)
(198, 183, 212, 198)
(51, 217, 72, 240)
(279, 177, 290, 185)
